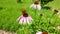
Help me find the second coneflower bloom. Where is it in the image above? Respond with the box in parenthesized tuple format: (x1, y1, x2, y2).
(30, 1, 41, 10)
(36, 31, 48, 34)
(53, 9, 60, 14)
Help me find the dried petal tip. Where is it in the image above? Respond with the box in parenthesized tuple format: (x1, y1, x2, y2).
(21, 8, 26, 13)
(42, 32, 48, 34)
(34, 1, 39, 5)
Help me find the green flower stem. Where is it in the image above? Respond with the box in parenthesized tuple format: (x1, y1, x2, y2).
(48, 14, 55, 24)
(23, 25, 28, 34)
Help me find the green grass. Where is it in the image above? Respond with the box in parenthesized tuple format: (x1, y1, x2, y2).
(0, 0, 60, 34)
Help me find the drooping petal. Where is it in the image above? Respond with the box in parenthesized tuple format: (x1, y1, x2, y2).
(19, 17, 24, 24)
(26, 17, 30, 24)
(36, 31, 42, 34)
(23, 17, 27, 24)
(17, 15, 23, 21)
(30, 4, 34, 8)
(37, 5, 41, 10)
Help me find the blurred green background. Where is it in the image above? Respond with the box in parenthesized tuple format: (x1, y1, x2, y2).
(0, 0, 60, 34)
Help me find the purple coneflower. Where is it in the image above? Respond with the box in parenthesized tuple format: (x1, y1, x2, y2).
(36, 31, 48, 34)
(17, 8, 33, 25)
(52, 8, 60, 15)
(30, 1, 41, 10)
(52, 9, 60, 18)
(54, 9, 60, 14)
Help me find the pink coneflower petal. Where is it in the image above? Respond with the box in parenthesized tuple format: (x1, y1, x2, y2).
(28, 16, 33, 20)
(37, 5, 41, 10)
(36, 31, 42, 34)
